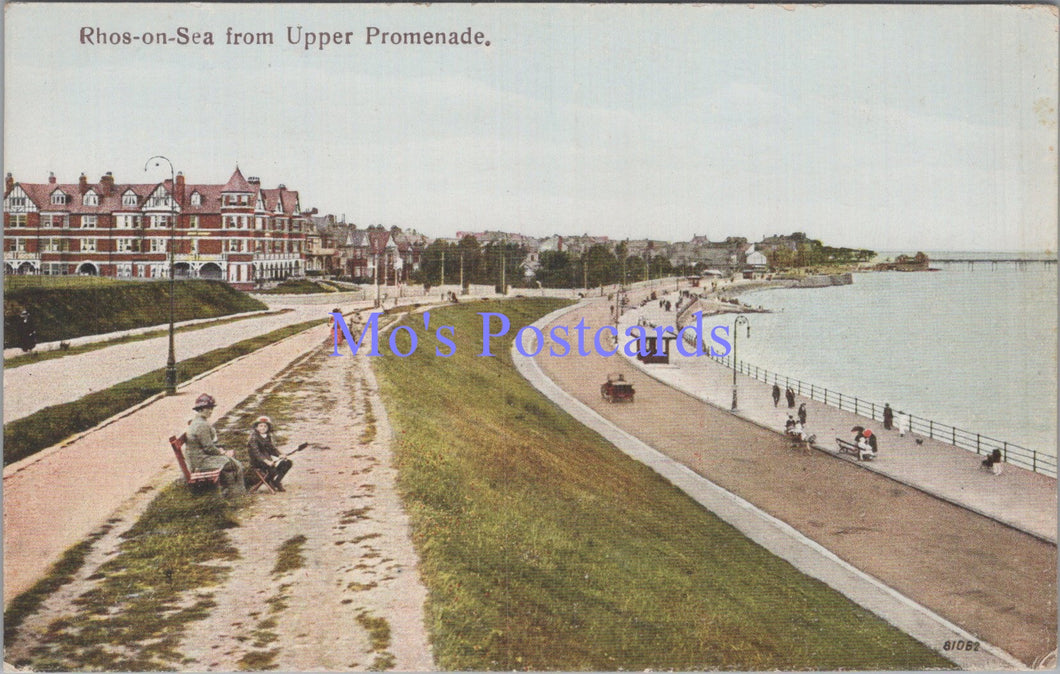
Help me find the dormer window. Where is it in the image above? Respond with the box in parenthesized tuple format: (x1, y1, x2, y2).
(190, 191, 201, 206)
(51, 190, 68, 205)
(122, 190, 138, 207)
(83, 191, 99, 206)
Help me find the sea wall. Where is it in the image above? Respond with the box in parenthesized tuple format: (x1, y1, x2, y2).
(794, 273, 853, 288)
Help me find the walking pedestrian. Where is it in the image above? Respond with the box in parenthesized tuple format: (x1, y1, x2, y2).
(797, 402, 807, 426)
(896, 410, 910, 437)
(785, 387, 795, 408)
(772, 384, 781, 407)
(15, 309, 36, 353)
(883, 403, 894, 430)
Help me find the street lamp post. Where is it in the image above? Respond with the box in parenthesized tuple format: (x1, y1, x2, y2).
(145, 155, 178, 395)
(731, 314, 750, 411)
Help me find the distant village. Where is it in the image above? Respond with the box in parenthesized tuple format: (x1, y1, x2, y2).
(3, 167, 874, 290)
(306, 215, 876, 290)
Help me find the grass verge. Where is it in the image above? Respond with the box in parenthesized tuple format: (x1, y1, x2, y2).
(375, 298, 953, 671)
(3, 317, 323, 467)
(4, 309, 290, 370)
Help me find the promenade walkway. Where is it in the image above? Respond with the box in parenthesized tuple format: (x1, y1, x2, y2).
(532, 294, 1056, 668)
(2, 319, 334, 605)
(624, 293, 1057, 543)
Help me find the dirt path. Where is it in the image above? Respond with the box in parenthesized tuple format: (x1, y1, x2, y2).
(6, 348, 434, 671)
(536, 296, 1057, 667)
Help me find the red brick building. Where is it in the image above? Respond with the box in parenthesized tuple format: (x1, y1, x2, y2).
(3, 168, 309, 288)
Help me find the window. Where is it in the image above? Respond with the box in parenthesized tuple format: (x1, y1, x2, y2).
(151, 215, 171, 229)
(147, 190, 172, 209)
(191, 192, 201, 206)
(116, 214, 141, 229)
(16, 238, 27, 252)
(150, 238, 166, 253)
(80, 215, 97, 228)
(116, 238, 138, 253)
(42, 214, 68, 228)
(122, 191, 138, 207)
(83, 192, 99, 206)
(7, 195, 26, 207)
(51, 191, 68, 205)
(189, 216, 199, 229)
(43, 238, 59, 252)
(7, 214, 27, 228)
(81, 238, 97, 253)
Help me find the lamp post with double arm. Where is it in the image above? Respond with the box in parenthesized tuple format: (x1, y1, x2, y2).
(145, 155, 178, 395)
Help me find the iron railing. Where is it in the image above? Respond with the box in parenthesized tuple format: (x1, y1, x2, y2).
(695, 336, 1055, 477)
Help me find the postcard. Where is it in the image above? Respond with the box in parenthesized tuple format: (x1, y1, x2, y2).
(3, 3, 1056, 671)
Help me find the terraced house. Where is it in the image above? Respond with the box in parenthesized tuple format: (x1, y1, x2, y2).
(3, 167, 310, 288)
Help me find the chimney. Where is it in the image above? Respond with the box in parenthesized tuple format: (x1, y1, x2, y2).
(79, 173, 88, 194)
(175, 171, 186, 203)
(100, 172, 115, 196)
(5, 173, 13, 193)
(48, 172, 56, 184)
(277, 184, 286, 190)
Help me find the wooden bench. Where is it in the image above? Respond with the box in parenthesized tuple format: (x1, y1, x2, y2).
(835, 437, 875, 461)
(169, 434, 224, 488)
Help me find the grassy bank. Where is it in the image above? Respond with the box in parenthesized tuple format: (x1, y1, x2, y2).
(3, 317, 322, 467)
(3, 279, 266, 348)
(256, 279, 334, 294)
(376, 299, 951, 670)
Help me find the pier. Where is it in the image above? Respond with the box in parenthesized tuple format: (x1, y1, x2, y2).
(931, 257, 1056, 268)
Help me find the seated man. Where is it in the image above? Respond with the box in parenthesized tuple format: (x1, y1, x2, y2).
(185, 394, 246, 496)
(981, 448, 1004, 475)
(247, 415, 293, 491)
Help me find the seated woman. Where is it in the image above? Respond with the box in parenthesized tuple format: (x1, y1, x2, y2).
(247, 416, 293, 491)
(856, 429, 878, 461)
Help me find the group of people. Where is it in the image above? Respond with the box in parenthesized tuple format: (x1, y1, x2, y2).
(185, 393, 295, 496)
(771, 384, 797, 409)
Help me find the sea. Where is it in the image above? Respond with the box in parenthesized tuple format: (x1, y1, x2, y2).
(736, 253, 1057, 457)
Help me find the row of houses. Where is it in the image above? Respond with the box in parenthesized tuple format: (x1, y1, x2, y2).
(3, 166, 789, 287)
(3, 168, 308, 287)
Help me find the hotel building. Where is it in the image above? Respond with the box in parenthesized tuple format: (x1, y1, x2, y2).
(3, 167, 309, 288)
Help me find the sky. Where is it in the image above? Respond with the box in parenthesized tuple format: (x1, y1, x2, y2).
(4, 3, 1057, 252)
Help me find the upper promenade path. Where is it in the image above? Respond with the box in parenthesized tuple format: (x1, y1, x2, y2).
(624, 292, 1058, 543)
(534, 291, 1056, 667)
(2, 318, 335, 606)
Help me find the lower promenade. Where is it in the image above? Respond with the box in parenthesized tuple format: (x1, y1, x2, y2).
(530, 291, 1056, 668)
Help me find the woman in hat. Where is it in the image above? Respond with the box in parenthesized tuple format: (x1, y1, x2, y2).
(247, 415, 293, 491)
(185, 393, 246, 496)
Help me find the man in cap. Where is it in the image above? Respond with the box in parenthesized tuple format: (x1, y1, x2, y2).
(185, 393, 246, 496)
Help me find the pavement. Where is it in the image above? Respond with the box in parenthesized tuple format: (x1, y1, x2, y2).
(624, 291, 1058, 543)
